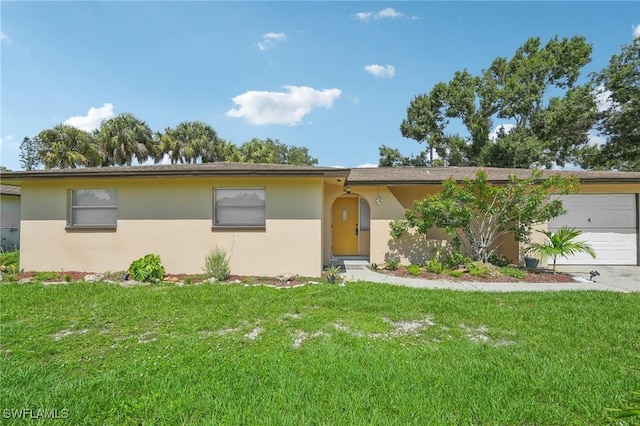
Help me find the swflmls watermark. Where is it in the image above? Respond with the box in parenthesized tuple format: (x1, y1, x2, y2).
(3, 408, 69, 420)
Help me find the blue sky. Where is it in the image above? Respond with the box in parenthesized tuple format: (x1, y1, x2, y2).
(1, 1, 639, 170)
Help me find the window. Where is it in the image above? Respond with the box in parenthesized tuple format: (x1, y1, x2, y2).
(213, 188, 265, 228)
(360, 198, 370, 231)
(68, 189, 117, 228)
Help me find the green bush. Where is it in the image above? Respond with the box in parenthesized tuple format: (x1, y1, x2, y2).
(488, 253, 511, 267)
(34, 271, 60, 282)
(385, 257, 400, 271)
(444, 249, 468, 269)
(407, 264, 422, 276)
(445, 269, 463, 278)
(0, 250, 19, 278)
(204, 247, 230, 281)
(466, 261, 491, 277)
(426, 258, 444, 274)
(129, 254, 166, 282)
(500, 266, 527, 279)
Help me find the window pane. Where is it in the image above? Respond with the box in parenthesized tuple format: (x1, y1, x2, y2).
(360, 198, 370, 231)
(214, 188, 265, 226)
(73, 190, 117, 207)
(70, 189, 117, 226)
(72, 208, 117, 226)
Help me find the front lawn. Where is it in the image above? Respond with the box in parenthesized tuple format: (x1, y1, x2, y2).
(1, 281, 638, 425)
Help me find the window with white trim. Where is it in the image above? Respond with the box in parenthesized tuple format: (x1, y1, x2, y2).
(68, 189, 117, 228)
(213, 188, 266, 228)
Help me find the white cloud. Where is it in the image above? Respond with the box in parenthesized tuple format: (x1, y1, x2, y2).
(364, 64, 395, 78)
(0, 134, 15, 147)
(0, 32, 9, 43)
(257, 32, 287, 50)
(64, 103, 115, 131)
(354, 7, 417, 22)
(356, 163, 378, 168)
(489, 123, 515, 141)
(226, 86, 342, 126)
(634, 24, 640, 39)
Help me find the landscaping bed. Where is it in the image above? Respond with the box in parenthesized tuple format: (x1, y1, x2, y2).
(378, 265, 577, 283)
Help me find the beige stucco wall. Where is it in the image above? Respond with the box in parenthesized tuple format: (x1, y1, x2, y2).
(20, 177, 324, 276)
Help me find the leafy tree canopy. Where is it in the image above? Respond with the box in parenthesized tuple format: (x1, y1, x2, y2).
(581, 38, 640, 171)
(390, 170, 579, 263)
(396, 36, 597, 168)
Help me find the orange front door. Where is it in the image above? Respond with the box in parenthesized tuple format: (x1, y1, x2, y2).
(332, 197, 359, 256)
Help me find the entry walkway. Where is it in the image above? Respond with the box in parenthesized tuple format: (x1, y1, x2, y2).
(341, 260, 640, 293)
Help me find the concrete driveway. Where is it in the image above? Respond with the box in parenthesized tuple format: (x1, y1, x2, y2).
(554, 265, 640, 293)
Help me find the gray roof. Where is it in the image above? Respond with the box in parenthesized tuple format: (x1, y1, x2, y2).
(1, 164, 639, 186)
(0, 184, 21, 195)
(0, 162, 350, 181)
(346, 166, 640, 185)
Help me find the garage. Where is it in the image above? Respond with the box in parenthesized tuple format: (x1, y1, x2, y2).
(548, 194, 638, 265)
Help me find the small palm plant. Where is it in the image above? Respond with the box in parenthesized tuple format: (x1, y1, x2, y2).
(526, 226, 595, 273)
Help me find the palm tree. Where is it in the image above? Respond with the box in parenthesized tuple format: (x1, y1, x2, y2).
(37, 124, 100, 169)
(159, 121, 224, 164)
(526, 226, 596, 273)
(98, 113, 154, 166)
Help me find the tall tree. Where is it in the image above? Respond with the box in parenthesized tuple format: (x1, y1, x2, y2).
(397, 36, 597, 168)
(98, 113, 155, 166)
(159, 121, 227, 164)
(37, 125, 100, 169)
(19, 136, 41, 170)
(237, 138, 318, 165)
(581, 38, 640, 171)
(378, 145, 429, 167)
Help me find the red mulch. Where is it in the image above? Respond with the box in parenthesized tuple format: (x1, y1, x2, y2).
(380, 266, 575, 283)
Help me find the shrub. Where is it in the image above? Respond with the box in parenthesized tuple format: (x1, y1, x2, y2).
(385, 257, 400, 271)
(34, 271, 60, 282)
(426, 258, 444, 274)
(446, 269, 463, 278)
(407, 264, 422, 276)
(325, 264, 341, 283)
(204, 247, 230, 281)
(488, 253, 511, 267)
(500, 266, 527, 279)
(466, 261, 491, 277)
(0, 249, 19, 270)
(129, 254, 166, 282)
(444, 249, 468, 269)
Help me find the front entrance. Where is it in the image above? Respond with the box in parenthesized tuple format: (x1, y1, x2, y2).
(332, 197, 359, 256)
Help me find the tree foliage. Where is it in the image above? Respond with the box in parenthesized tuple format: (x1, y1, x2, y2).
(582, 38, 640, 171)
(27, 118, 319, 168)
(397, 36, 597, 168)
(237, 138, 318, 165)
(159, 121, 233, 164)
(525, 226, 595, 273)
(97, 113, 156, 166)
(389, 170, 579, 263)
(19, 136, 41, 170)
(37, 125, 101, 169)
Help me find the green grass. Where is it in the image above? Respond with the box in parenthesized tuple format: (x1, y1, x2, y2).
(1, 281, 639, 425)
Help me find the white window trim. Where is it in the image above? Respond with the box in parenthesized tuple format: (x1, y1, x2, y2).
(213, 187, 266, 229)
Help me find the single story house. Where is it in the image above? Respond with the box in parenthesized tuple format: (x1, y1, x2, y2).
(0, 184, 21, 251)
(1, 163, 638, 276)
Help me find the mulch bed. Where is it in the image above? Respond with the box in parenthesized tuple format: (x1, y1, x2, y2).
(380, 266, 576, 283)
(13, 271, 311, 287)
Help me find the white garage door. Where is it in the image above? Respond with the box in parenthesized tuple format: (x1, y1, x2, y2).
(548, 194, 638, 265)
